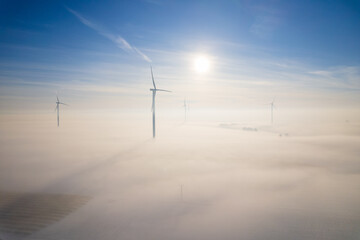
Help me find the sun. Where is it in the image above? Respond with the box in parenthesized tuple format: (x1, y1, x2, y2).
(194, 55, 210, 73)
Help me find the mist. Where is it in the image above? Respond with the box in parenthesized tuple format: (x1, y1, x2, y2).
(1, 108, 359, 240)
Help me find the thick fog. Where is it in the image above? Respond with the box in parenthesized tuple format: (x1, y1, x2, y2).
(0, 108, 359, 240)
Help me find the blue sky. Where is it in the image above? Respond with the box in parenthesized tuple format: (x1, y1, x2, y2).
(0, 0, 359, 112)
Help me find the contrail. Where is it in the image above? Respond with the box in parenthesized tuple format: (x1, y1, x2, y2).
(66, 7, 151, 62)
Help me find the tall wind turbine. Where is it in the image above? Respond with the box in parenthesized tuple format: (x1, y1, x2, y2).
(269, 97, 276, 125)
(55, 96, 69, 127)
(150, 66, 171, 138)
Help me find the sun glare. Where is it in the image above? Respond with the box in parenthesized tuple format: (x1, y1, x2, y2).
(194, 55, 210, 73)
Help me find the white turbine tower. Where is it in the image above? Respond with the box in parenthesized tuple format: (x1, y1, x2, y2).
(55, 96, 69, 127)
(183, 98, 188, 122)
(269, 97, 276, 125)
(150, 66, 171, 138)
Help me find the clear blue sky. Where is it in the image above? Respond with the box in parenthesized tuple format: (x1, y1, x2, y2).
(0, 0, 359, 111)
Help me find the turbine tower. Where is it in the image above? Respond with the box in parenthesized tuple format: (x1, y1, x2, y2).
(150, 66, 171, 138)
(270, 97, 276, 125)
(55, 96, 69, 127)
(183, 98, 188, 122)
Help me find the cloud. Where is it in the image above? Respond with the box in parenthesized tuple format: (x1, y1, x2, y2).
(133, 47, 152, 62)
(309, 66, 360, 89)
(66, 7, 151, 62)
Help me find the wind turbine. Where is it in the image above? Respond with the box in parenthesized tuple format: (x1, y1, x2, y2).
(183, 98, 188, 122)
(150, 66, 171, 138)
(269, 97, 276, 125)
(55, 96, 69, 127)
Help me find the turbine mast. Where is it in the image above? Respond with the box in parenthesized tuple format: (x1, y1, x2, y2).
(149, 66, 171, 138)
(271, 102, 273, 125)
(184, 99, 187, 122)
(55, 96, 68, 127)
(57, 103, 59, 127)
(270, 98, 275, 125)
(152, 91, 156, 138)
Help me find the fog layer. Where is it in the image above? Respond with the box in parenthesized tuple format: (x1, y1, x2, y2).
(0, 110, 359, 240)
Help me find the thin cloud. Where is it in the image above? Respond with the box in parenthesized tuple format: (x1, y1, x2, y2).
(66, 7, 151, 62)
(115, 37, 132, 51)
(133, 47, 152, 62)
(309, 66, 360, 89)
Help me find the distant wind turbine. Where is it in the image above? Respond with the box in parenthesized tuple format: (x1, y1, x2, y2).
(183, 98, 188, 122)
(55, 96, 69, 127)
(150, 66, 171, 138)
(269, 97, 276, 125)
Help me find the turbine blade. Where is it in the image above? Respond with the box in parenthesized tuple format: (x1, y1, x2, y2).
(156, 89, 171, 92)
(59, 102, 69, 106)
(151, 65, 156, 89)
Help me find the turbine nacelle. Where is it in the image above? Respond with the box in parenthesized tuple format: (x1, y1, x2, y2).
(56, 96, 69, 106)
